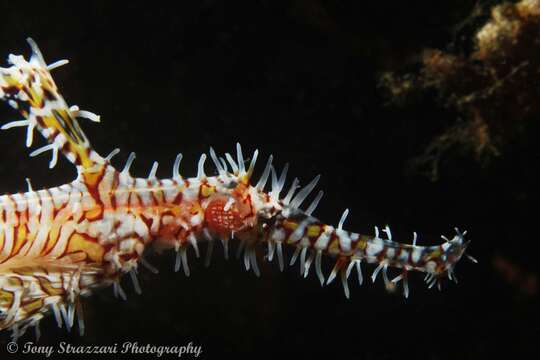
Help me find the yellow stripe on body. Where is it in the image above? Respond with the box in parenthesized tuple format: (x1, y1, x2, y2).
(12, 224, 28, 256)
(22, 298, 44, 314)
(66, 233, 104, 263)
(42, 109, 95, 169)
(0, 289, 14, 308)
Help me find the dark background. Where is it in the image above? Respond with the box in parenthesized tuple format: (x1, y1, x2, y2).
(0, 1, 538, 359)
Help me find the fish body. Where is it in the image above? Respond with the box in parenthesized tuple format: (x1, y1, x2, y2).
(0, 39, 472, 340)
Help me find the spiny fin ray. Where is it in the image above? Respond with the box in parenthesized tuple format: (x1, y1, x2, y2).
(0, 38, 104, 171)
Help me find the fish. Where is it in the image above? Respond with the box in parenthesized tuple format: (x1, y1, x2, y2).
(0, 38, 475, 340)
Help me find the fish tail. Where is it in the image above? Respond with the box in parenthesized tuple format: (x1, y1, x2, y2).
(264, 204, 472, 298)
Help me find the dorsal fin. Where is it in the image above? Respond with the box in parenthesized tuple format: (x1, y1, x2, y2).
(0, 38, 104, 172)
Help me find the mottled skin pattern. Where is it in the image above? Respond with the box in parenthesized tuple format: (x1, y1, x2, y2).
(0, 39, 472, 340)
